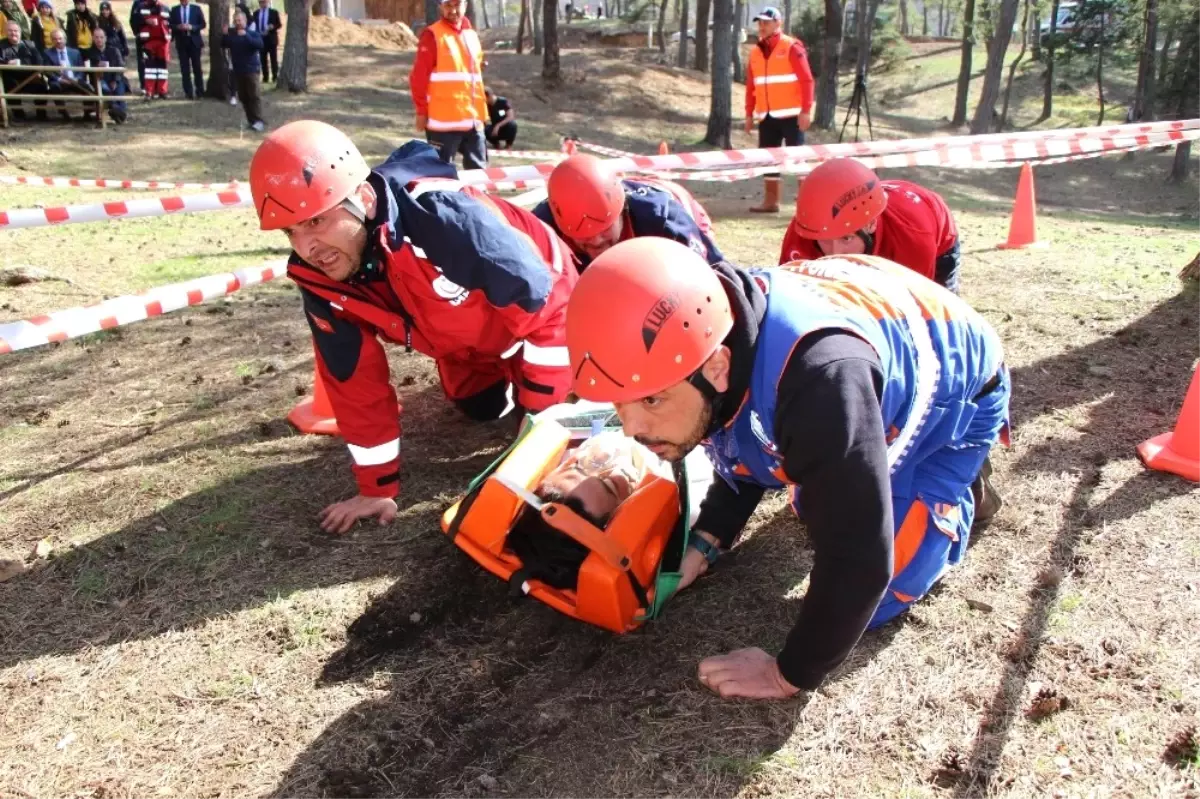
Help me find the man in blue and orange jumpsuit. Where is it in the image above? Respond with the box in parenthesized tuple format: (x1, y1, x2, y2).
(249, 120, 579, 534)
(744, 5, 814, 213)
(408, 0, 489, 169)
(564, 238, 1008, 699)
(782, 158, 964, 292)
(533, 153, 723, 269)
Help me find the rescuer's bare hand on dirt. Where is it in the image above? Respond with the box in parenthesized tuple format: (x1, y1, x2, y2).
(318, 494, 398, 535)
(698, 647, 802, 700)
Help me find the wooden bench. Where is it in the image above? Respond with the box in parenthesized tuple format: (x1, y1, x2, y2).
(0, 63, 131, 129)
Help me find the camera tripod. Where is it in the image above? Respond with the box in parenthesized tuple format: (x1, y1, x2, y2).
(838, 71, 875, 144)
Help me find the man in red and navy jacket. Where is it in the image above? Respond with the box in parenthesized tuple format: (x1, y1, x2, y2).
(249, 120, 579, 534)
(782, 158, 962, 292)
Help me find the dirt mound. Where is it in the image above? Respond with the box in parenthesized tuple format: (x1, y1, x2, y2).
(308, 15, 418, 50)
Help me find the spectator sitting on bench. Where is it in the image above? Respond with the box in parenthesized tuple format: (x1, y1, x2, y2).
(1, 18, 48, 120)
(484, 88, 517, 150)
(41, 26, 91, 119)
(85, 25, 127, 122)
(30, 0, 60, 50)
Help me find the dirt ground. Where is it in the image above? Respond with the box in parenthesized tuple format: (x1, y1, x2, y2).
(1, 35, 1199, 799)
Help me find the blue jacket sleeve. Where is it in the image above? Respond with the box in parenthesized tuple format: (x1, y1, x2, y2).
(625, 188, 724, 264)
(403, 190, 551, 313)
(531, 199, 556, 229)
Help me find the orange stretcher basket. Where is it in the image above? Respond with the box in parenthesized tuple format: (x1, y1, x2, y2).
(440, 415, 692, 634)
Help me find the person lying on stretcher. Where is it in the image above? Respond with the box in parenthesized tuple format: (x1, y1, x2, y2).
(505, 429, 711, 591)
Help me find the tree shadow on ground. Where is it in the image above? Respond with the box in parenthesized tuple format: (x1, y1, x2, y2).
(952, 287, 1199, 794)
(273, 496, 910, 797)
(0, 376, 517, 671)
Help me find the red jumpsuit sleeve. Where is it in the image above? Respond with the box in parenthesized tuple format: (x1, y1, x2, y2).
(789, 40, 815, 114)
(779, 220, 824, 264)
(409, 26, 436, 116)
(744, 54, 756, 118)
(300, 284, 402, 499)
(489, 204, 577, 412)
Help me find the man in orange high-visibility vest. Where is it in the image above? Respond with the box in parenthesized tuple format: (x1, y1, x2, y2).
(744, 6, 814, 214)
(408, 0, 489, 170)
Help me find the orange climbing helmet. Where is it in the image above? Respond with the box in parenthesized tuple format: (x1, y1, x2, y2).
(249, 120, 371, 231)
(567, 238, 733, 403)
(792, 158, 889, 239)
(546, 153, 626, 242)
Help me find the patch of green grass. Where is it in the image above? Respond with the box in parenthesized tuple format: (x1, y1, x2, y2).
(1059, 591, 1084, 613)
(234, 362, 256, 379)
(73, 329, 125, 347)
(205, 671, 260, 699)
(706, 753, 772, 778)
(74, 567, 109, 600)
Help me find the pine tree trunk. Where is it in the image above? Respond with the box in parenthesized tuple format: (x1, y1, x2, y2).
(1031, 9, 1040, 59)
(951, 0, 976, 125)
(1039, 0, 1058, 120)
(516, 0, 528, 52)
(498, 0, 505, 27)
(466, 0, 477, 26)
(481, 0, 489, 27)
(1156, 17, 1176, 104)
(676, 0, 688, 66)
(1131, 0, 1157, 120)
(206, 0, 230, 98)
(922, 0, 927, 35)
(937, 0, 944, 36)
(542, 0, 560, 82)
(533, 0, 542, 53)
(969, 0, 1019, 132)
(783, 0, 791, 30)
(695, 0, 711, 70)
(899, 0, 908, 34)
(998, 0, 1029, 128)
(704, 0, 733, 145)
(656, 0, 669, 52)
(1095, 11, 1105, 124)
(815, 0, 842, 129)
(1169, 141, 1191, 182)
(855, 0, 880, 76)
(731, 0, 743, 82)
(279, 0, 310, 91)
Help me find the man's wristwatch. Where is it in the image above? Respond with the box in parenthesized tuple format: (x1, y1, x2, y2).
(689, 533, 721, 565)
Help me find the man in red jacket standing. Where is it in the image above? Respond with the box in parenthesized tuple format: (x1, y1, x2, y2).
(249, 121, 578, 534)
(781, 158, 963, 292)
(744, 6, 814, 214)
(408, 0, 489, 169)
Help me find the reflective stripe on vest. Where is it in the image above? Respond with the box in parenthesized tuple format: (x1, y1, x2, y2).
(749, 34, 804, 121)
(426, 19, 488, 132)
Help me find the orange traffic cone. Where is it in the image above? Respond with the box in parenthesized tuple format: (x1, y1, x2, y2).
(997, 163, 1047, 250)
(658, 140, 670, 155)
(562, 138, 577, 155)
(1137, 365, 1200, 482)
(288, 358, 340, 436)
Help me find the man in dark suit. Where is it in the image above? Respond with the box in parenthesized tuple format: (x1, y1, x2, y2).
(169, 0, 202, 98)
(41, 26, 91, 118)
(248, 0, 276, 82)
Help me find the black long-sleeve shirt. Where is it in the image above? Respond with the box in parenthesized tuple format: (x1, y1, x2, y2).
(694, 264, 894, 691)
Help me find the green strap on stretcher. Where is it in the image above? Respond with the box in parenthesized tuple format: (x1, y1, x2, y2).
(454, 403, 693, 624)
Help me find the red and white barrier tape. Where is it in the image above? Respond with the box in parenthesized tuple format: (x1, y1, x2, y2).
(573, 141, 641, 159)
(639, 127, 1199, 181)
(0, 188, 253, 230)
(0, 175, 243, 191)
(459, 119, 1198, 186)
(0, 260, 284, 355)
(488, 150, 567, 161)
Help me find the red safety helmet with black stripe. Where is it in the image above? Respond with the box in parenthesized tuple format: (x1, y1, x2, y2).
(792, 158, 888, 239)
(249, 120, 370, 231)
